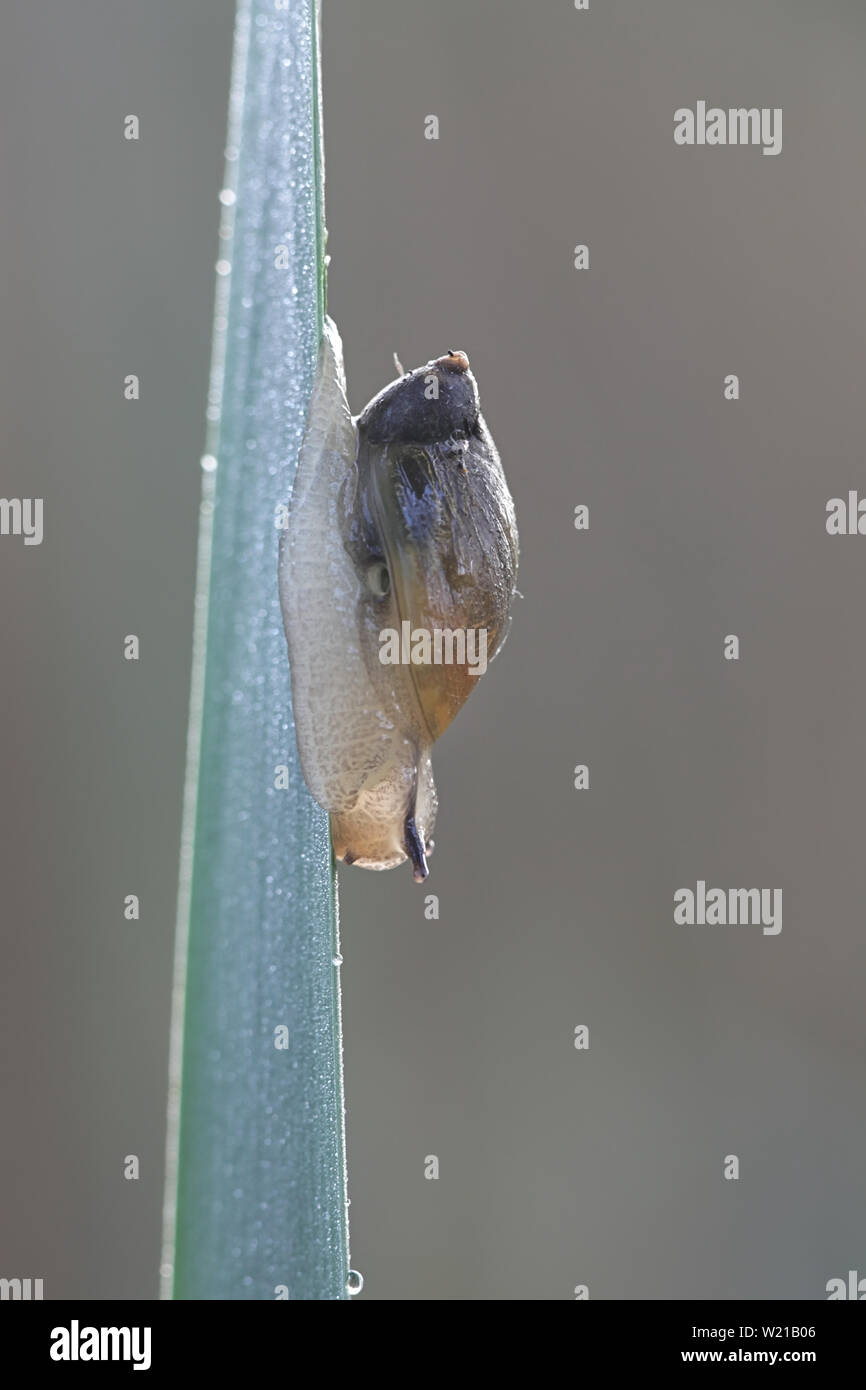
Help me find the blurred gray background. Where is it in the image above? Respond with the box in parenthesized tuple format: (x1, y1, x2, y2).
(2, 0, 866, 1300)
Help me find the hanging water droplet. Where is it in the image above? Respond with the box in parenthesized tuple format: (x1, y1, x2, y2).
(332, 953, 343, 966)
(219, 188, 237, 207)
(346, 1269, 364, 1296)
(200, 454, 218, 473)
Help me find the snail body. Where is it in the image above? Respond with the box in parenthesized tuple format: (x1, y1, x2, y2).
(279, 317, 518, 880)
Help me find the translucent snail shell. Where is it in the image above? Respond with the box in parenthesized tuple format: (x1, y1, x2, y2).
(279, 317, 518, 880)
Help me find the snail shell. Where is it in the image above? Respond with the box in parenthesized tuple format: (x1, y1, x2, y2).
(279, 316, 518, 880)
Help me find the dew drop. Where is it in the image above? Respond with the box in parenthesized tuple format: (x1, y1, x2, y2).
(201, 454, 218, 473)
(219, 188, 237, 206)
(346, 1269, 364, 1296)
(332, 953, 343, 966)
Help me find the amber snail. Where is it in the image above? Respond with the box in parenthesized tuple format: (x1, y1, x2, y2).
(279, 317, 518, 881)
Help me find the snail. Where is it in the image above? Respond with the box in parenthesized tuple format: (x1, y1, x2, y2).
(279, 316, 518, 881)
